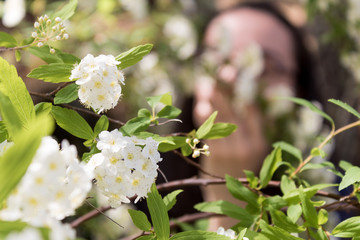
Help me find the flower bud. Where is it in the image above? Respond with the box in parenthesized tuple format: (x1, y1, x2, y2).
(192, 149, 200, 158)
(37, 42, 44, 47)
(34, 22, 40, 28)
(46, 19, 52, 25)
(185, 138, 191, 144)
(38, 16, 44, 22)
(203, 144, 209, 150)
(31, 32, 38, 38)
(55, 17, 62, 23)
(56, 35, 61, 41)
(50, 48, 56, 54)
(193, 138, 200, 145)
(43, 15, 49, 21)
(63, 33, 69, 40)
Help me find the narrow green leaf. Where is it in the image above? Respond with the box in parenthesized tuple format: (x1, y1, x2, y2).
(0, 92, 22, 138)
(329, 99, 360, 119)
(202, 123, 237, 140)
(300, 161, 335, 172)
(310, 147, 326, 158)
(280, 175, 296, 195)
(194, 200, 254, 226)
(163, 189, 183, 211)
(0, 32, 17, 47)
(138, 108, 151, 118)
(157, 105, 181, 119)
(258, 220, 302, 240)
(27, 63, 74, 83)
(128, 209, 152, 232)
(94, 115, 109, 136)
(54, 83, 79, 104)
(146, 93, 172, 109)
(273, 141, 302, 162)
(120, 117, 151, 135)
(318, 209, 328, 225)
(51, 106, 94, 140)
(170, 230, 231, 240)
(244, 170, 258, 189)
(116, 44, 153, 70)
(28, 46, 80, 64)
(147, 184, 169, 240)
(339, 166, 360, 191)
(0, 122, 8, 142)
(51, 0, 78, 21)
(35, 102, 52, 116)
(195, 111, 218, 139)
(332, 216, 360, 237)
(136, 235, 155, 240)
(15, 50, 21, 62)
(237, 228, 247, 240)
(159, 92, 172, 106)
(287, 204, 302, 223)
(225, 175, 260, 209)
(269, 209, 305, 233)
(0, 57, 35, 127)
(339, 160, 354, 172)
(180, 144, 192, 157)
(299, 186, 318, 228)
(287, 97, 334, 127)
(259, 147, 282, 188)
(0, 114, 53, 203)
(263, 195, 288, 210)
(158, 136, 187, 152)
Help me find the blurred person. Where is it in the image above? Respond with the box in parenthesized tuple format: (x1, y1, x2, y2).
(193, 1, 318, 230)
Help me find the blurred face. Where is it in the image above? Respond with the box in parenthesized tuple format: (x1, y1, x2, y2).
(194, 7, 298, 123)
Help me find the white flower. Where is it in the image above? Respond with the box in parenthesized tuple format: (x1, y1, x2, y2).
(71, 54, 124, 113)
(5, 227, 42, 240)
(216, 227, 237, 239)
(88, 130, 161, 206)
(163, 16, 197, 59)
(0, 137, 92, 226)
(2, 0, 25, 28)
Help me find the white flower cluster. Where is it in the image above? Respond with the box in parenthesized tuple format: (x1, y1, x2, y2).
(86, 130, 162, 207)
(70, 54, 125, 113)
(216, 227, 249, 240)
(0, 137, 92, 239)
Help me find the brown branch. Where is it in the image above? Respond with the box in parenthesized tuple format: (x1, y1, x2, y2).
(70, 205, 112, 228)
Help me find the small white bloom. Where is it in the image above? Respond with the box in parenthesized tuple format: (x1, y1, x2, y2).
(5, 227, 42, 240)
(37, 42, 44, 47)
(55, 17, 62, 23)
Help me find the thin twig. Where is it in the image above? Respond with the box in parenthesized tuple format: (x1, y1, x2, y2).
(172, 150, 223, 179)
(85, 199, 124, 228)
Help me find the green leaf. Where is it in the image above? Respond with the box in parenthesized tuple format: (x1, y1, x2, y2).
(146, 93, 172, 109)
(120, 117, 151, 135)
(51, 0, 78, 21)
(300, 161, 335, 172)
(259, 147, 282, 189)
(28, 46, 80, 64)
(237, 228, 247, 240)
(94, 115, 109, 136)
(317, 209, 328, 225)
(54, 83, 79, 104)
(269, 209, 305, 233)
(0, 122, 8, 142)
(287, 97, 334, 127)
(283, 183, 336, 204)
(263, 195, 288, 210)
(244, 170, 258, 189)
(136, 235, 155, 240)
(35, 102, 53, 116)
(225, 175, 260, 210)
(157, 105, 182, 119)
(332, 216, 360, 237)
(339, 160, 354, 171)
(51, 106, 95, 140)
(138, 108, 151, 118)
(147, 184, 169, 240)
(0, 57, 35, 127)
(82, 143, 100, 162)
(339, 166, 360, 191)
(170, 230, 232, 240)
(273, 141, 302, 162)
(181, 144, 192, 157)
(329, 99, 360, 119)
(194, 200, 255, 227)
(128, 209, 152, 232)
(0, 32, 17, 47)
(299, 186, 318, 228)
(202, 123, 237, 140)
(310, 147, 326, 158)
(0, 114, 53, 203)
(195, 111, 218, 139)
(287, 204, 302, 223)
(280, 175, 296, 195)
(27, 63, 74, 83)
(163, 190, 183, 211)
(0, 92, 23, 138)
(116, 44, 153, 70)
(258, 220, 303, 240)
(15, 50, 21, 62)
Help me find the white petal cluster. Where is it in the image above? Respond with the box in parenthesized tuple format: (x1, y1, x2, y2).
(5, 227, 43, 240)
(0, 137, 92, 227)
(216, 227, 249, 239)
(86, 130, 162, 207)
(70, 54, 125, 113)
